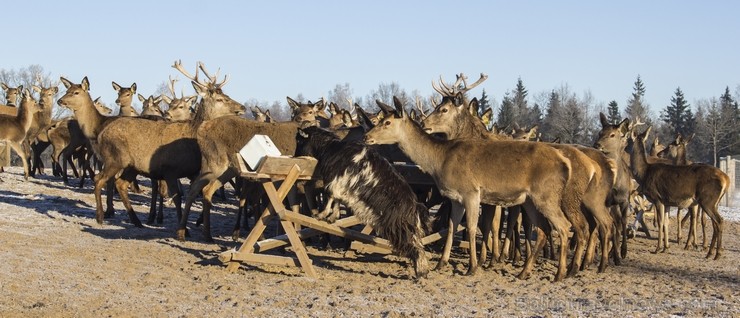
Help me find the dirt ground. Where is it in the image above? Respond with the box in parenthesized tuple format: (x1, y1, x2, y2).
(0, 166, 738, 317)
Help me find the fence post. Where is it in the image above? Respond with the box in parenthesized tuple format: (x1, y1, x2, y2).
(720, 156, 736, 207)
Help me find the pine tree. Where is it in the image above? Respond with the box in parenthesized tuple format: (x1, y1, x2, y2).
(607, 100, 620, 124)
(512, 77, 528, 126)
(624, 75, 651, 123)
(497, 94, 516, 129)
(660, 87, 695, 137)
(479, 89, 491, 116)
(719, 86, 740, 154)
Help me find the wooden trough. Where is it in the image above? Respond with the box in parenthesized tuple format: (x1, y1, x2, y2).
(219, 154, 463, 277)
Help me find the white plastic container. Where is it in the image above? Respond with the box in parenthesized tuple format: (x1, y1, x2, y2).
(239, 134, 282, 171)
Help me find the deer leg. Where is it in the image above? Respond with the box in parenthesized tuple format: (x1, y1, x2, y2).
(147, 178, 159, 225)
(674, 207, 682, 245)
(92, 166, 120, 225)
(8, 141, 31, 180)
(435, 201, 464, 271)
(462, 195, 480, 276)
(198, 179, 225, 243)
(685, 205, 697, 250)
(114, 174, 142, 228)
(517, 220, 549, 281)
(479, 204, 494, 268)
(500, 206, 517, 262)
(653, 204, 665, 253)
(700, 208, 707, 250)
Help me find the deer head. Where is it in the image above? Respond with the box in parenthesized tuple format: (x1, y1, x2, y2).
(2, 83, 23, 106)
(172, 60, 245, 120)
(93, 97, 114, 115)
(20, 88, 42, 115)
(250, 106, 273, 123)
(138, 94, 164, 117)
(509, 123, 539, 141)
(594, 112, 640, 155)
(57, 77, 92, 112)
(657, 132, 694, 163)
(365, 96, 410, 145)
(112, 81, 137, 108)
(32, 82, 58, 112)
(287, 97, 324, 124)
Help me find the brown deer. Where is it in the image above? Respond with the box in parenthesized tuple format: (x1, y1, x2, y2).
(593, 114, 645, 264)
(423, 88, 615, 276)
(1, 83, 22, 107)
(629, 126, 728, 259)
(138, 94, 164, 117)
(250, 106, 273, 123)
(162, 76, 196, 122)
(366, 96, 575, 281)
(89, 61, 244, 227)
(111, 81, 139, 116)
(0, 89, 43, 180)
(288, 97, 326, 124)
(656, 133, 708, 250)
(28, 79, 59, 176)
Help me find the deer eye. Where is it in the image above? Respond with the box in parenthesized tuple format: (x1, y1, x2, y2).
(442, 108, 448, 113)
(609, 133, 615, 137)
(384, 120, 391, 126)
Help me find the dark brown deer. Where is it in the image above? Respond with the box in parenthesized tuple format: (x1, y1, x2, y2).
(629, 126, 729, 259)
(0, 89, 42, 180)
(366, 96, 575, 281)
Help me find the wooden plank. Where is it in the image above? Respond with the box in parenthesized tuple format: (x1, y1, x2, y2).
(279, 218, 318, 277)
(256, 156, 317, 177)
(280, 211, 394, 251)
(351, 241, 392, 255)
(255, 216, 362, 252)
(221, 250, 305, 267)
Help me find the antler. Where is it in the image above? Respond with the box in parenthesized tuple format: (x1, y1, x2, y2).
(172, 60, 202, 85)
(197, 62, 229, 88)
(432, 72, 488, 97)
(167, 75, 179, 98)
(415, 96, 429, 117)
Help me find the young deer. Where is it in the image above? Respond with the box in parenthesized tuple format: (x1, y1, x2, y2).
(366, 96, 575, 281)
(1, 83, 23, 107)
(112, 81, 139, 117)
(0, 89, 43, 180)
(629, 126, 729, 259)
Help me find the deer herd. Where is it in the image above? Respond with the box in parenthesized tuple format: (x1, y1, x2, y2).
(0, 61, 731, 281)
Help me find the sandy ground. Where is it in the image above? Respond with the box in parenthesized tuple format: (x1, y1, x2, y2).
(0, 166, 738, 317)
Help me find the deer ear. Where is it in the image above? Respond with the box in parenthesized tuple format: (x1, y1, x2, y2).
(480, 108, 493, 127)
(468, 97, 480, 115)
(286, 96, 299, 110)
(51, 87, 58, 94)
(93, 96, 101, 104)
(60, 78, 72, 89)
(618, 118, 630, 136)
(0, 83, 7, 90)
(112, 81, 121, 92)
(81, 77, 90, 91)
(18, 85, 23, 93)
(529, 125, 539, 138)
(131, 83, 137, 93)
(599, 112, 609, 127)
(32, 85, 41, 93)
(392, 96, 405, 118)
(162, 95, 173, 104)
(138, 94, 145, 102)
(313, 99, 324, 110)
(685, 133, 695, 144)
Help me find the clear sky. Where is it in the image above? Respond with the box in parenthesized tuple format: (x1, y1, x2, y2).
(4, 1, 739, 115)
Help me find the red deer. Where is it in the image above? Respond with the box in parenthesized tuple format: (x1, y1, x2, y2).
(111, 81, 139, 117)
(365, 96, 575, 281)
(0, 89, 43, 180)
(628, 126, 729, 259)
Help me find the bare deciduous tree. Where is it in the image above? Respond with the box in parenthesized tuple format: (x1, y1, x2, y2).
(694, 97, 739, 166)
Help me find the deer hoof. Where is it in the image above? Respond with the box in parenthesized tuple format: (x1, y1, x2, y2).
(176, 229, 187, 242)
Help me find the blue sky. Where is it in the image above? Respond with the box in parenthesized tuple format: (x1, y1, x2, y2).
(5, 1, 738, 115)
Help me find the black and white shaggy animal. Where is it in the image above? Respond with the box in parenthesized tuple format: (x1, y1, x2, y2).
(295, 126, 431, 278)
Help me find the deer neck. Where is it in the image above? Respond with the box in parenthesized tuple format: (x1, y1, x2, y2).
(74, 97, 107, 140)
(16, 101, 34, 133)
(395, 120, 448, 175)
(629, 137, 650, 182)
(448, 113, 489, 140)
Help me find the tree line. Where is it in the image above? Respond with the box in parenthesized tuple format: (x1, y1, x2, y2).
(3, 65, 738, 167)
